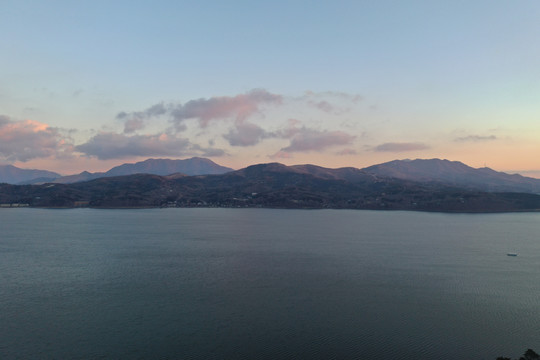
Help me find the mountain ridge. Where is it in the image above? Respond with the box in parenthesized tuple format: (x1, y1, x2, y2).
(2, 161, 540, 212)
(2, 157, 234, 184)
(363, 158, 540, 193)
(2, 158, 540, 196)
(53, 157, 234, 184)
(0, 165, 60, 185)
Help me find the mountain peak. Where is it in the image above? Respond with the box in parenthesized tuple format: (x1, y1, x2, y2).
(363, 158, 540, 193)
(105, 157, 233, 177)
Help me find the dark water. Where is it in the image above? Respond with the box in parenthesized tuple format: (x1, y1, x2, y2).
(1, 208, 539, 359)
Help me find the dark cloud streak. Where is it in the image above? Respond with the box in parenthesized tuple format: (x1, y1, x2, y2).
(372, 142, 429, 152)
(281, 128, 355, 153)
(454, 135, 497, 142)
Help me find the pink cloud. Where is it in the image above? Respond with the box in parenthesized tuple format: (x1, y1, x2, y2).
(0, 116, 71, 162)
(116, 89, 282, 132)
(171, 89, 282, 128)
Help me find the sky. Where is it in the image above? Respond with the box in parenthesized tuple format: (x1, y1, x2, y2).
(1, 0, 540, 177)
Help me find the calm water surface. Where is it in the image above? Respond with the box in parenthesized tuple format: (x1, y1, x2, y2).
(1, 208, 539, 359)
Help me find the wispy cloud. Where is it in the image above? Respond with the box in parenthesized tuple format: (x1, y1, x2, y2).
(75, 132, 224, 160)
(0, 115, 72, 162)
(280, 128, 355, 153)
(304, 90, 362, 103)
(302, 91, 363, 114)
(372, 142, 429, 152)
(117, 103, 169, 133)
(454, 135, 497, 142)
(312, 100, 334, 113)
(116, 103, 168, 121)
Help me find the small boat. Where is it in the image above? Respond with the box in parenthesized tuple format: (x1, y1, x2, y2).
(507, 253, 518, 257)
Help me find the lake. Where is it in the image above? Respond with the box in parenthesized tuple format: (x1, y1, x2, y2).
(1, 208, 539, 359)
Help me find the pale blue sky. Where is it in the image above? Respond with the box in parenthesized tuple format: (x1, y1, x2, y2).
(1, 0, 539, 175)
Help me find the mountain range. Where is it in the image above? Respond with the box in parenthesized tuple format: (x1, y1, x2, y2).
(0, 165, 60, 185)
(1, 159, 540, 212)
(5, 157, 233, 184)
(2, 157, 540, 195)
(363, 159, 540, 193)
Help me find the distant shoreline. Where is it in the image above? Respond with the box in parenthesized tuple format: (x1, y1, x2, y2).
(3, 205, 540, 214)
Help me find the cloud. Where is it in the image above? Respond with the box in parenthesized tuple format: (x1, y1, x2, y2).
(372, 142, 429, 152)
(0, 116, 72, 162)
(116, 89, 282, 132)
(223, 122, 269, 146)
(170, 89, 282, 128)
(454, 135, 497, 142)
(115, 89, 364, 141)
(75, 132, 223, 160)
(221, 116, 359, 152)
(302, 91, 363, 114)
(272, 118, 303, 138)
(313, 100, 334, 113)
(123, 118, 145, 133)
(281, 128, 355, 153)
(117, 103, 169, 133)
(116, 102, 168, 120)
(304, 91, 362, 103)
